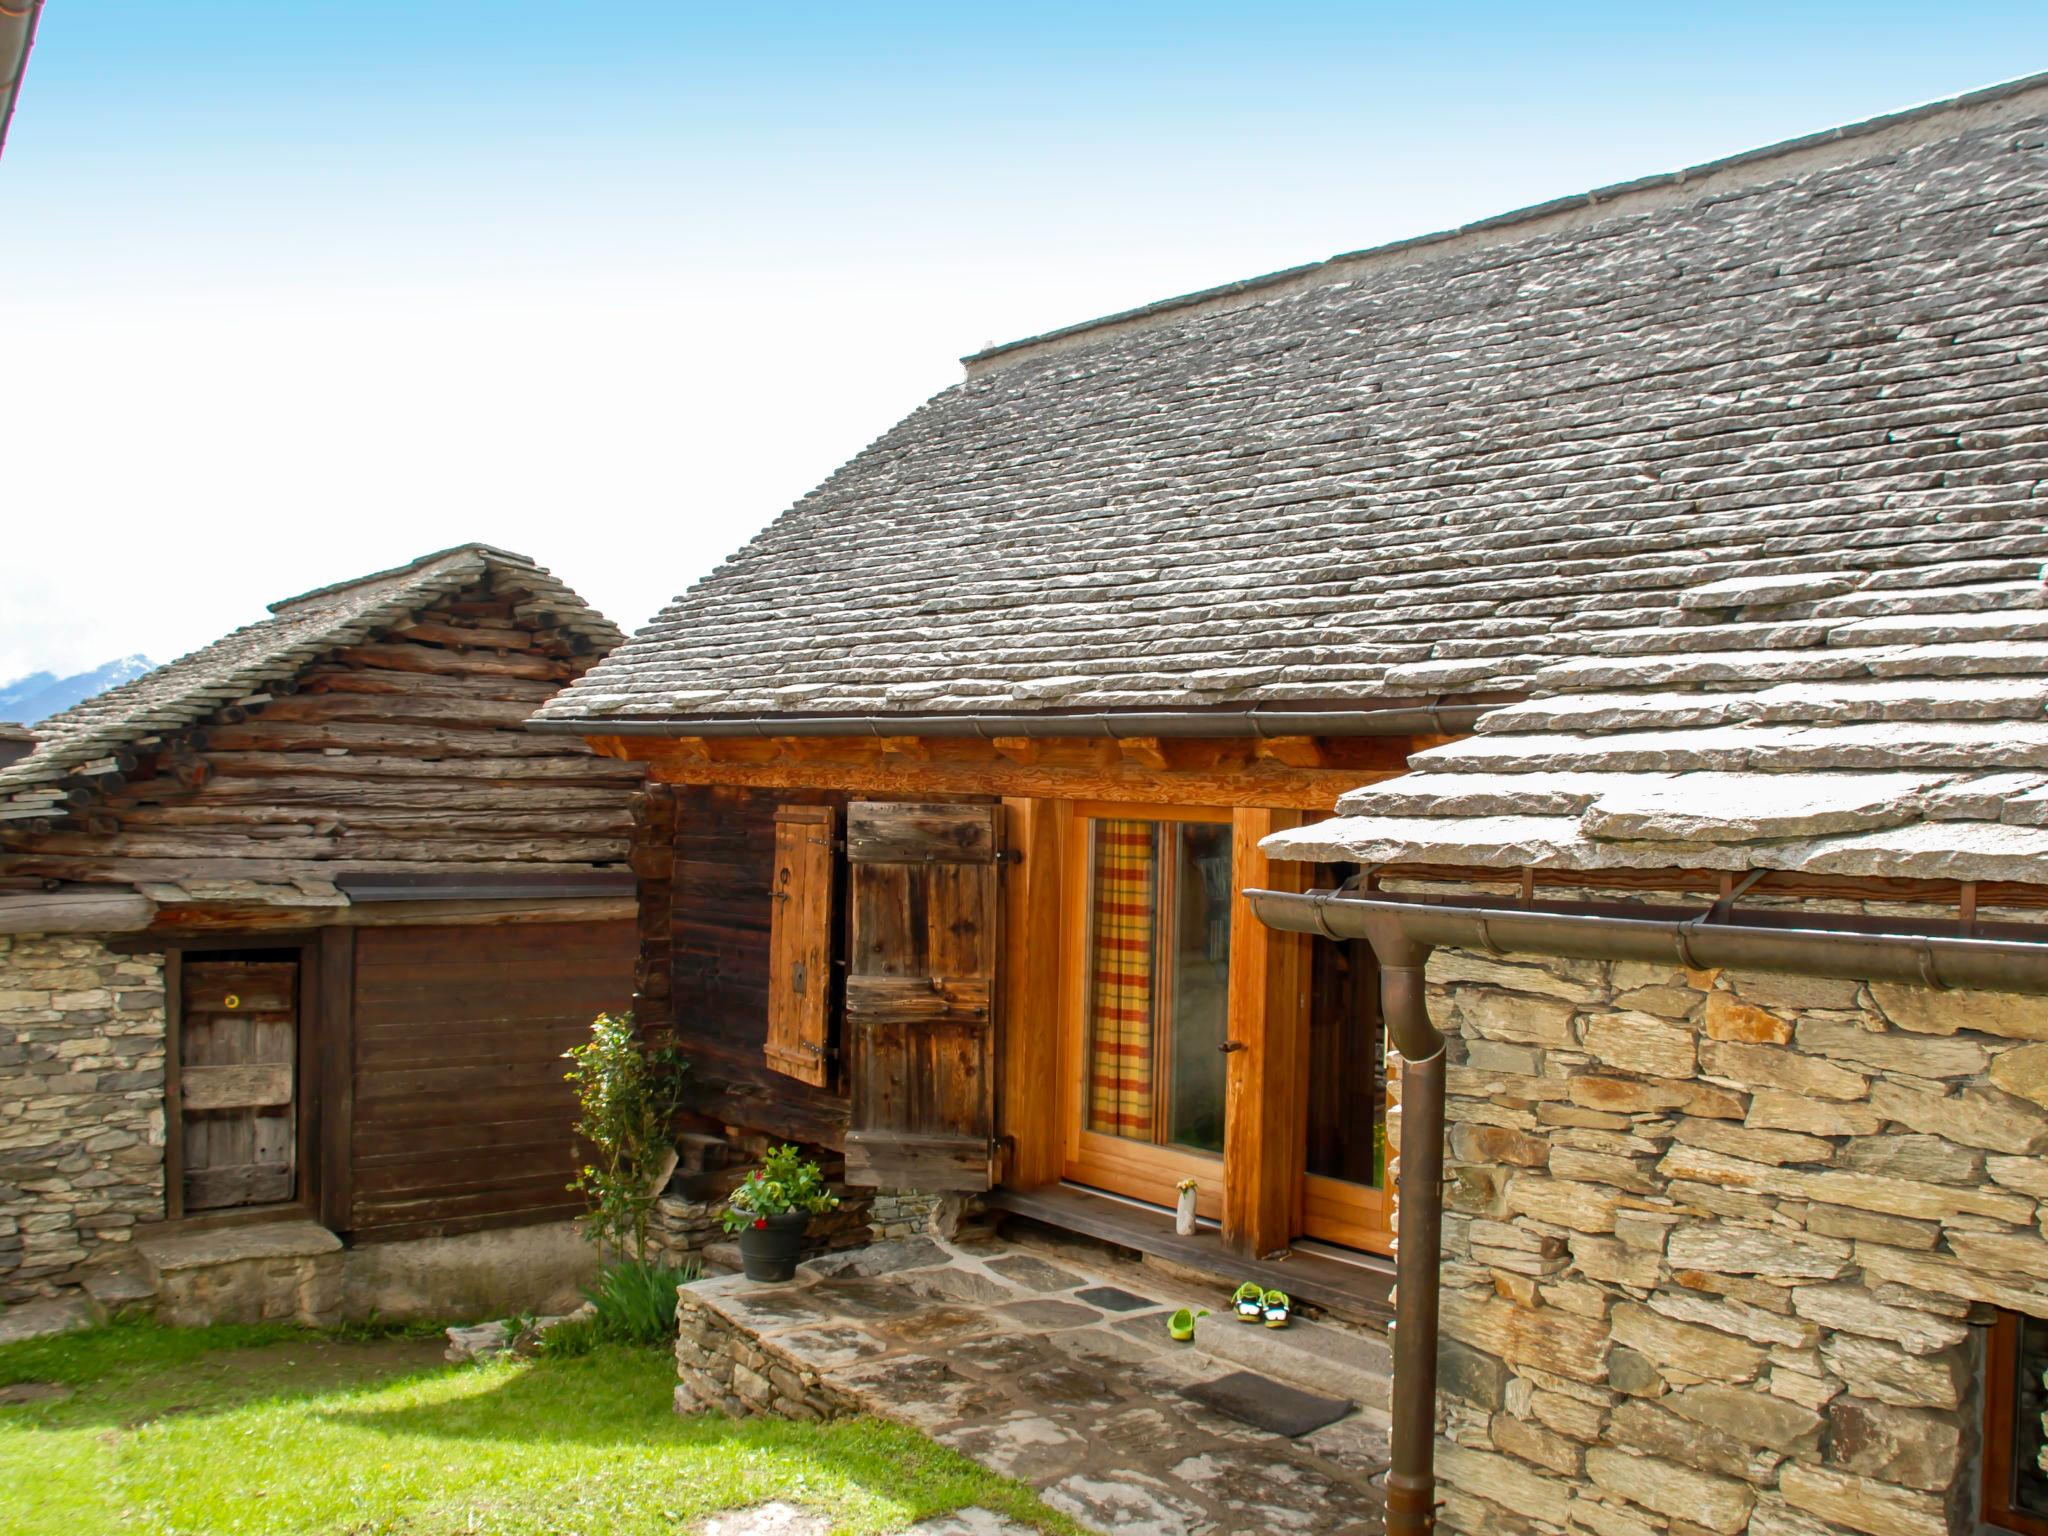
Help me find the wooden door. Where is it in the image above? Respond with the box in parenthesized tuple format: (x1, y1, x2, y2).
(843, 801, 1001, 1192)
(1060, 804, 1234, 1219)
(178, 959, 299, 1211)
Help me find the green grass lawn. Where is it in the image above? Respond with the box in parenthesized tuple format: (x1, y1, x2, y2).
(0, 1318, 1079, 1536)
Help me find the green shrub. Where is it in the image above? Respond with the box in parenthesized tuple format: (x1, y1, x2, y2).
(562, 1010, 690, 1260)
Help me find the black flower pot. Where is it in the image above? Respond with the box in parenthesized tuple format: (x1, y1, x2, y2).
(737, 1212, 809, 1282)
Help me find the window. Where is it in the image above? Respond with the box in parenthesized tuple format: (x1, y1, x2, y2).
(1987, 1309, 2048, 1536)
(1081, 815, 1233, 1156)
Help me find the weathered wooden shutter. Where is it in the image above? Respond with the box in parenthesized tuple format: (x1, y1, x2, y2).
(843, 801, 1000, 1192)
(766, 804, 836, 1088)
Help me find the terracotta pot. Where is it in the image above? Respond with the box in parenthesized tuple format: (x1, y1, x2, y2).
(737, 1211, 809, 1282)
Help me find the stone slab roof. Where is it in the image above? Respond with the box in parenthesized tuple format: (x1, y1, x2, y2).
(1, 545, 622, 800)
(1266, 561, 2048, 885)
(544, 75, 2048, 728)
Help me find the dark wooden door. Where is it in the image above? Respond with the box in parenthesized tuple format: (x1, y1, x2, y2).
(844, 801, 1001, 1192)
(178, 960, 299, 1210)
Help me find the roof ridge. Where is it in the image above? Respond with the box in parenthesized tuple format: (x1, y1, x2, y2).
(964, 69, 2048, 377)
(267, 543, 538, 613)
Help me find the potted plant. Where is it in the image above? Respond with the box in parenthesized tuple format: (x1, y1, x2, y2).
(721, 1145, 841, 1282)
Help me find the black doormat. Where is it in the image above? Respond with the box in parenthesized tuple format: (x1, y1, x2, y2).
(1182, 1370, 1353, 1437)
(1074, 1285, 1157, 1312)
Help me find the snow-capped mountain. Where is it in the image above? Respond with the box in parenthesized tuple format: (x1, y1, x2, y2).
(0, 655, 157, 724)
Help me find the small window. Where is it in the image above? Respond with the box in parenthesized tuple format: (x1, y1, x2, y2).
(1986, 1309, 2048, 1536)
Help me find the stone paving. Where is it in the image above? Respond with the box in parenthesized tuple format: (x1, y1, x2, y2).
(675, 1234, 1392, 1535)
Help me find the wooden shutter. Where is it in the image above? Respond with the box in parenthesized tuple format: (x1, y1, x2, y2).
(766, 804, 837, 1088)
(844, 801, 1000, 1192)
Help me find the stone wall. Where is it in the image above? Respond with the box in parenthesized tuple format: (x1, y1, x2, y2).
(647, 1182, 931, 1269)
(1421, 944, 2048, 1536)
(0, 933, 166, 1300)
(673, 1284, 859, 1420)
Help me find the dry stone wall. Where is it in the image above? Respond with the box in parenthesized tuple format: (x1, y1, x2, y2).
(0, 934, 166, 1300)
(646, 1183, 936, 1270)
(1422, 944, 2048, 1536)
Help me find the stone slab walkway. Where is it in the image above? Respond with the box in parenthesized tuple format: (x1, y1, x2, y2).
(675, 1235, 1391, 1535)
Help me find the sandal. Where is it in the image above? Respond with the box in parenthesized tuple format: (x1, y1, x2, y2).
(1231, 1282, 1266, 1323)
(1167, 1307, 1209, 1342)
(1262, 1290, 1292, 1329)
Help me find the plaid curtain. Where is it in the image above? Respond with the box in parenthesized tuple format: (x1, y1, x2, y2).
(1088, 819, 1158, 1139)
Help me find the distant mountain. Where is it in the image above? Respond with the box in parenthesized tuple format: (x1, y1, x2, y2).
(0, 656, 157, 724)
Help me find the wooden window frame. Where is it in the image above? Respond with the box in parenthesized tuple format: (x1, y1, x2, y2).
(1987, 1308, 2048, 1536)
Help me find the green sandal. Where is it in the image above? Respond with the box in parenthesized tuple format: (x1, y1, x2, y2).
(1167, 1307, 1209, 1342)
(1231, 1281, 1266, 1322)
(1262, 1290, 1293, 1328)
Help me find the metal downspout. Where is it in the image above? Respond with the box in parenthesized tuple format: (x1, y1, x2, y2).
(1302, 900, 1444, 1536)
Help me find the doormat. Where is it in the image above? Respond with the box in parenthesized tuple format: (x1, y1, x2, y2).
(1182, 1370, 1353, 1437)
(1074, 1285, 1157, 1312)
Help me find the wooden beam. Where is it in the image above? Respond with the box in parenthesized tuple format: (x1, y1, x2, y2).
(181, 1063, 293, 1110)
(601, 734, 1410, 812)
(0, 890, 155, 935)
(163, 949, 184, 1222)
(999, 796, 1065, 1189)
(1222, 806, 1311, 1259)
(317, 926, 355, 1233)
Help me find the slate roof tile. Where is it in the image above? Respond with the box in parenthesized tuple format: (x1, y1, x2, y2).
(2, 545, 621, 801)
(540, 80, 2048, 728)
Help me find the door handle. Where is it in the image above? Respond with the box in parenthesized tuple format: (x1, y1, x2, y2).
(1218, 1040, 1247, 1054)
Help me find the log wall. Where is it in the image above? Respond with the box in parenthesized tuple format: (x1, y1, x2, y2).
(0, 577, 641, 892)
(635, 783, 854, 1148)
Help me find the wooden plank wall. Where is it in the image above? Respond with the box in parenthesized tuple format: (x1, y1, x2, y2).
(347, 919, 635, 1240)
(654, 784, 853, 1148)
(0, 578, 641, 888)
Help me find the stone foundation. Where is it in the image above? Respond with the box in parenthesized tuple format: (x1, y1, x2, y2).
(1420, 944, 2048, 1536)
(0, 933, 167, 1300)
(341, 1219, 596, 1322)
(647, 1179, 939, 1269)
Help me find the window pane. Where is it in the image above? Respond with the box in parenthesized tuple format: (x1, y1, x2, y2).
(1082, 818, 1232, 1155)
(1305, 934, 1385, 1188)
(1165, 822, 1230, 1153)
(1084, 819, 1160, 1140)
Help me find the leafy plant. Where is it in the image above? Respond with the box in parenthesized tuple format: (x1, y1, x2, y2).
(563, 1010, 690, 1261)
(540, 1259, 701, 1356)
(721, 1144, 841, 1234)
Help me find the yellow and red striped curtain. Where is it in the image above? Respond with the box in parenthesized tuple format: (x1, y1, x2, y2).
(1088, 819, 1158, 1139)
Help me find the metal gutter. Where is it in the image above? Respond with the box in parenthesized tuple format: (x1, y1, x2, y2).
(1244, 885, 2048, 1536)
(1246, 889, 2048, 996)
(533, 702, 1490, 740)
(0, 0, 44, 160)
(333, 871, 636, 903)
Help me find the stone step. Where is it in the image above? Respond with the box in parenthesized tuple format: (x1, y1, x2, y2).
(0, 1292, 103, 1345)
(1176, 1309, 1394, 1414)
(80, 1254, 158, 1312)
(137, 1219, 343, 1328)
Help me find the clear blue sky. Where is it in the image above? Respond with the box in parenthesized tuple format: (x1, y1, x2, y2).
(4, 3, 2046, 681)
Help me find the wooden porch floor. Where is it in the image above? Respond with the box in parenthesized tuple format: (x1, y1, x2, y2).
(985, 1183, 1396, 1329)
